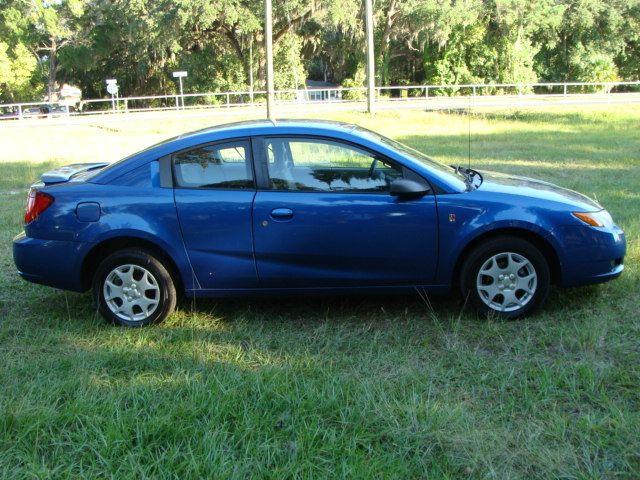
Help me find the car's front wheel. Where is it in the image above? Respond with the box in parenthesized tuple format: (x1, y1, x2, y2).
(460, 236, 550, 319)
(93, 249, 176, 327)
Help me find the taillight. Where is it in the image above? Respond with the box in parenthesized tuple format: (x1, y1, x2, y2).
(24, 189, 54, 224)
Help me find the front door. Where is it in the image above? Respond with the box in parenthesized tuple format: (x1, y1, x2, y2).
(252, 136, 438, 288)
(173, 138, 258, 289)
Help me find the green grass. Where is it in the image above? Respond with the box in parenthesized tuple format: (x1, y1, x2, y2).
(0, 106, 639, 478)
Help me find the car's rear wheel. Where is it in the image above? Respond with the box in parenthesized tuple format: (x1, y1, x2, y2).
(460, 236, 550, 319)
(93, 249, 176, 327)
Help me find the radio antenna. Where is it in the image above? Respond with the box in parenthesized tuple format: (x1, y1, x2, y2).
(468, 92, 472, 169)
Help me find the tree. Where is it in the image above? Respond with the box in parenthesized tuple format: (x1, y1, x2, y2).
(27, 0, 88, 99)
(536, 0, 633, 82)
(0, 2, 40, 101)
(1, 0, 640, 102)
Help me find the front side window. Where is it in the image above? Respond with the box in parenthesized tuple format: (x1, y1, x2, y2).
(173, 140, 254, 189)
(264, 137, 403, 192)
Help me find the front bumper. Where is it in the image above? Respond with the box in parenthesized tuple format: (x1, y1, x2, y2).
(13, 232, 91, 292)
(556, 225, 626, 288)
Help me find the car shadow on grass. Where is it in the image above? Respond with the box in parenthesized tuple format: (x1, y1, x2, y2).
(14, 278, 605, 334)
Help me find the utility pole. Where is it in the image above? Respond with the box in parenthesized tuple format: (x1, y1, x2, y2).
(264, 0, 275, 120)
(365, 0, 375, 114)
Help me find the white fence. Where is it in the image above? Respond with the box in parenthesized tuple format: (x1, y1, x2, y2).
(1, 80, 640, 122)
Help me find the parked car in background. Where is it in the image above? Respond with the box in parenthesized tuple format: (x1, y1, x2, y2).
(22, 105, 50, 118)
(51, 105, 74, 116)
(0, 107, 20, 120)
(22, 104, 73, 119)
(13, 120, 626, 326)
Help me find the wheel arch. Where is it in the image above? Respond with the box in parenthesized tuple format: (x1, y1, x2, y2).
(81, 236, 185, 294)
(451, 227, 562, 287)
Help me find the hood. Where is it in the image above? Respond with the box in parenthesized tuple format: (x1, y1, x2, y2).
(477, 170, 602, 211)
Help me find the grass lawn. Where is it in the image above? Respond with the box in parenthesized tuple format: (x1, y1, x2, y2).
(0, 106, 639, 478)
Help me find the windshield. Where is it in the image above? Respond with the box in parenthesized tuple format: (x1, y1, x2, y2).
(355, 127, 467, 186)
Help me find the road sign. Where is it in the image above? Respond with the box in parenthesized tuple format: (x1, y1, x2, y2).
(105, 79, 118, 112)
(106, 83, 118, 95)
(106, 78, 118, 95)
(172, 71, 188, 109)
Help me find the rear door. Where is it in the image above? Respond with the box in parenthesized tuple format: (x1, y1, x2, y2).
(251, 136, 439, 288)
(172, 138, 258, 289)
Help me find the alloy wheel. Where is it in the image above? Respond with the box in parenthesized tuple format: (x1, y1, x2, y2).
(476, 252, 537, 312)
(103, 264, 160, 322)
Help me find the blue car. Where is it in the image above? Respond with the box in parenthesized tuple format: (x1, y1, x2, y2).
(13, 120, 626, 326)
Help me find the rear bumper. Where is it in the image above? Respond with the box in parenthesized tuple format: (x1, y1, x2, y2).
(556, 225, 626, 287)
(13, 232, 91, 292)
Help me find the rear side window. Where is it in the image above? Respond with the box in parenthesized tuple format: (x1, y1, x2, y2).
(173, 140, 254, 189)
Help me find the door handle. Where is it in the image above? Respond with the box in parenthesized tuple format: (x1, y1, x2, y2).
(270, 208, 294, 220)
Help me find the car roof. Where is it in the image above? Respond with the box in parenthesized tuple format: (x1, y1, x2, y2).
(175, 119, 359, 140)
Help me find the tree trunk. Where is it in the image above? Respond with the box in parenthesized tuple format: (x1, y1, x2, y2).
(379, 0, 397, 86)
(47, 38, 58, 101)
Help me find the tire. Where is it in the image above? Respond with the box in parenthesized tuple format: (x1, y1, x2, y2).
(459, 236, 550, 319)
(92, 248, 177, 327)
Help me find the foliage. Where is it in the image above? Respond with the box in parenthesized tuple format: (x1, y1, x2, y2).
(274, 32, 306, 89)
(341, 65, 366, 100)
(0, 0, 639, 102)
(0, 41, 40, 100)
(0, 3, 42, 101)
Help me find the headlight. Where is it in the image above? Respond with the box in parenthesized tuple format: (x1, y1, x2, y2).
(572, 210, 614, 228)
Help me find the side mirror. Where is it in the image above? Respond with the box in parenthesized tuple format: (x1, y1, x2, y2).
(389, 179, 430, 198)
